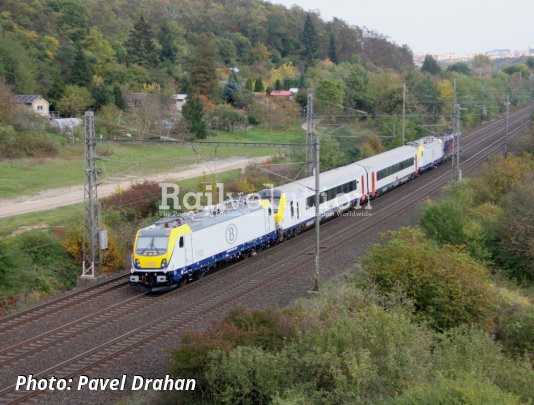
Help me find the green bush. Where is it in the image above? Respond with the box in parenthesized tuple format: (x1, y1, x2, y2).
(494, 182, 534, 281)
(420, 182, 492, 262)
(171, 308, 298, 400)
(497, 305, 534, 357)
(393, 374, 521, 405)
(201, 302, 432, 405)
(361, 227, 495, 330)
(432, 326, 534, 404)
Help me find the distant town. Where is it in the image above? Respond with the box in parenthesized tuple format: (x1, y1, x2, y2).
(414, 45, 534, 66)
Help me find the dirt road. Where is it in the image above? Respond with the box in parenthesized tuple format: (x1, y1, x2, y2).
(0, 156, 270, 218)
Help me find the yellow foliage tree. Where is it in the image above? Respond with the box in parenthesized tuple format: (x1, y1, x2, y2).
(269, 62, 297, 87)
(438, 80, 455, 115)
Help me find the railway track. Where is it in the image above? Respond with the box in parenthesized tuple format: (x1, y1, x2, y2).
(0, 274, 130, 335)
(0, 105, 530, 404)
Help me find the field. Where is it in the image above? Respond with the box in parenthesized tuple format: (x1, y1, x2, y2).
(0, 127, 305, 199)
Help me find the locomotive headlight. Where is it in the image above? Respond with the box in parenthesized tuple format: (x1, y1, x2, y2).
(161, 259, 167, 268)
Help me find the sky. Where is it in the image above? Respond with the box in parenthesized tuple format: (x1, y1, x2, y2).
(268, 0, 534, 55)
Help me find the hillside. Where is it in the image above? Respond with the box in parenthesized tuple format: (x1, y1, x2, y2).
(0, 0, 413, 111)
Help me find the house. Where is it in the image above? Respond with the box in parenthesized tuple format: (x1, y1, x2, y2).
(15, 95, 49, 117)
(269, 90, 293, 101)
(171, 94, 188, 112)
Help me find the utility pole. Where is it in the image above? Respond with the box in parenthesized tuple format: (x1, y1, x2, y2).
(504, 93, 510, 158)
(306, 92, 315, 176)
(82, 111, 101, 279)
(311, 93, 321, 292)
(402, 83, 406, 145)
(454, 102, 462, 181)
(451, 80, 457, 179)
(313, 130, 320, 292)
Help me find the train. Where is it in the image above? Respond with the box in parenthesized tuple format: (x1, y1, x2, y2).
(130, 131, 456, 291)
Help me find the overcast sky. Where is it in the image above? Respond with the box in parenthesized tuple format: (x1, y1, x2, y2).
(268, 0, 534, 55)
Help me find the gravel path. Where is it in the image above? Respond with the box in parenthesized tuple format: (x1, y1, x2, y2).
(0, 156, 270, 218)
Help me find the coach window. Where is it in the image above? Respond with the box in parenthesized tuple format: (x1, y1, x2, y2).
(179, 236, 184, 248)
(290, 201, 294, 218)
(297, 202, 300, 219)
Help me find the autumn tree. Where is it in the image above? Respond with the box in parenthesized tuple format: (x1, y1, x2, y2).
(190, 36, 218, 99)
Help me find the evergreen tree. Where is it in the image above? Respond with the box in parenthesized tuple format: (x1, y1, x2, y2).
(300, 15, 320, 66)
(328, 34, 339, 64)
(245, 78, 253, 91)
(69, 45, 93, 87)
(159, 20, 176, 63)
(190, 36, 217, 99)
(182, 96, 207, 139)
(222, 73, 240, 104)
(125, 16, 158, 67)
(113, 85, 125, 109)
(254, 77, 264, 92)
(274, 79, 282, 90)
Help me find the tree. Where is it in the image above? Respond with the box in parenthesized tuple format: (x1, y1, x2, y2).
(69, 45, 93, 87)
(362, 227, 494, 331)
(527, 57, 534, 70)
(254, 77, 264, 92)
(125, 16, 158, 67)
(320, 136, 346, 170)
(0, 36, 37, 94)
(222, 73, 240, 105)
(447, 62, 471, 75)
(300, 14, 320, 65)
(274, 79, 282, 90)
(82, 27, 116, 75)
(57, 85, 94, 117)
(328, 34, 339, 64)
(421, 55, 441, 75)
(159, 20, 176, 63)
(190, 36, 217, 99)
(344, 64, 373, 111)
(182, 96, 207, 139)
(316, 79, 345, 114)
(245, 79, 253, 91)
(472, 54, 493, 76)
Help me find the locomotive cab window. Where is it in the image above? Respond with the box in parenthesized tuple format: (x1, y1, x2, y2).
(136, 235, 169, 255)
(179, 236, 184, 248)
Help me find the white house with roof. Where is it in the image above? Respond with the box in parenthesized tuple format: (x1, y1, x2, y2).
(15, 95, 49, 117)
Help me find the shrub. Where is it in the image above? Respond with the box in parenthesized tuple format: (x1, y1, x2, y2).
(361, 227, 495, 330)
(471, 154, 534, 204)
(494, 181, 534, 281)
(432, 325, 534, 404)
(62, 227, 123, 273)
(170, 308, 298, 400)
(393, 374, 521, 405)
(101, 181, 161, 221)
(496, 305, 534, 357)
